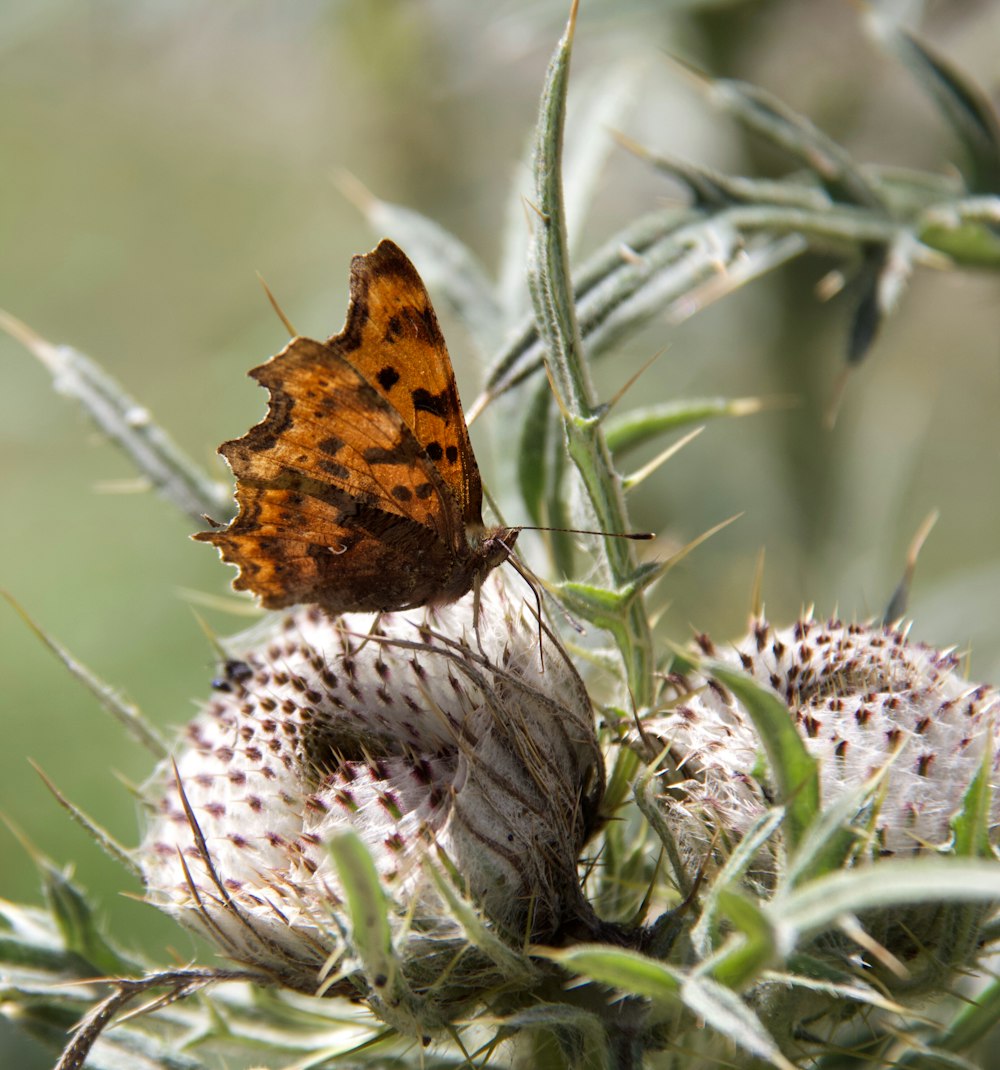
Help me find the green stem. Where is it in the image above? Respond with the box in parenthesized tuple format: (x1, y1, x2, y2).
(526, 1, 653, 706)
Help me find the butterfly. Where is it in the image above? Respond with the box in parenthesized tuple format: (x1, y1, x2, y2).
(195, 239, 520, 615)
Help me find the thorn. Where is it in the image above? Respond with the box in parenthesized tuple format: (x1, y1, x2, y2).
(542, 359, 573, 424)
(751, 547, 766, 619)
(566, 0, 580, 42)
(636, 513, 743, 596)
(173, 586, 264, 617)
(189, 607, 229, 664)
(256, 273, 297, 338)
(823, 364, 853, 430)
(610, 128, 653, 163)
(667, 234, 808, 326)
(0, 307, 64, 374)
(93, 477, 152, 495)
(816, 268, 846, 301)
(617, 242, 646, 266)
(883, 509, 939, 624)
(521, 193, 547, 224)
(647, 599, 673, 632)
(27, 760, 140, 876)
(623, 426, 704, 492)
(465, 390, 490, 426)
(598, 349, 668, 421)
(838, 914, 909, 980)
(333, 168, 376, 215)
(660, 51, 714, 94)
(2, 590, 169, 759)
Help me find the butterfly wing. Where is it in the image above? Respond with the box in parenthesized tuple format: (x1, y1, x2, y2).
(333, 240, 484, 528)
(195, 336, 468, 612)
(198, 489, 458, 612)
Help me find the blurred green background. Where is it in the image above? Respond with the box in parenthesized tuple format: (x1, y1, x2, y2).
(1, 0, 998, 993)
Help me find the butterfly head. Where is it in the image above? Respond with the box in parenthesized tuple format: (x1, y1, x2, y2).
(472, 525, 521, 572)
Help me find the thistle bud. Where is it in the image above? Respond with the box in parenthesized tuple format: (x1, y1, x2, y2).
(139, 572, 604, 1016)
(635, 615, 999, 996)
(640, 616, 998, 856)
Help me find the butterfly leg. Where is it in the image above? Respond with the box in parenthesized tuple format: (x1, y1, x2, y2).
(353, 611, 386, 655)
(502, 556, 546, 672)
(471, 574, 487, 661)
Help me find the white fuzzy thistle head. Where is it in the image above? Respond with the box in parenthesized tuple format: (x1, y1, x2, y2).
(633, 613, 1000, 1008)
(139, 572, 603, 1012)
(638, 614, 999, 860)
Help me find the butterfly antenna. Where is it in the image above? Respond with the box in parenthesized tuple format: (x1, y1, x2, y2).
(256, 272, 298, 338)
(517, 525, 654, 541)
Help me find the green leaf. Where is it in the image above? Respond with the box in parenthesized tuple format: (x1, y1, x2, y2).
(772, 960, 902, 1008)
(499, 1003, 609, 1070)
(326, 829, 438, 1037)
(0, 310, 225, 524)
(604, 396, 771, 458)
(703, 890, 776, 989)
(782, 769, 882, 887)
(41, 864, 137, 978)
(623, 136, 832, 211)
(633, 765, 694, 908)
(771, 858, 1000, 942)
(424, 863, 536, 985)
(951, 729, 995, 859)
(517, 378, 555, 528)
(918, 201, 1000, 266)
(690, 807, 786, 958)
(711, 78, 882, 208)
(897, 973, 1000, 1067)
(541, 944, 681, 1004)
(847, 246, 888, 364)
(327, 830, 393, 983)
(883, 29, 1000, 193)
(544, 428, 576, 578)
(553, 580, 630, 630)
(486, 205, 692, 398)
(708, 664, 820, 852)
(679, 974, 795, 1070)
(527, 0, 594, 423)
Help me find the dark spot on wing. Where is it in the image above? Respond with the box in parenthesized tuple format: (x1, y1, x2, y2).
(420, 306, 438, 340)
(425, 441, 443, 461)
(445, 445, 458, 463)
(391, 485, 412, 502)
(363, 440, 419, 465)
(411, 388, 448, 419)
(318, 458, 350, 479)
(318, 436, 344, 456)
(377, 366, 400, 391)
(414, 483, 434, 500)
(384, 316, 402, 344)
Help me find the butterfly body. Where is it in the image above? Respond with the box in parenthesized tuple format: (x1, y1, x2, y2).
(196, 240, 519, 615)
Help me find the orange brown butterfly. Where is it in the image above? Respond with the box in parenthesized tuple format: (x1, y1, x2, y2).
(196, 239, 514, 614)
(196, 239, 649, 617)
